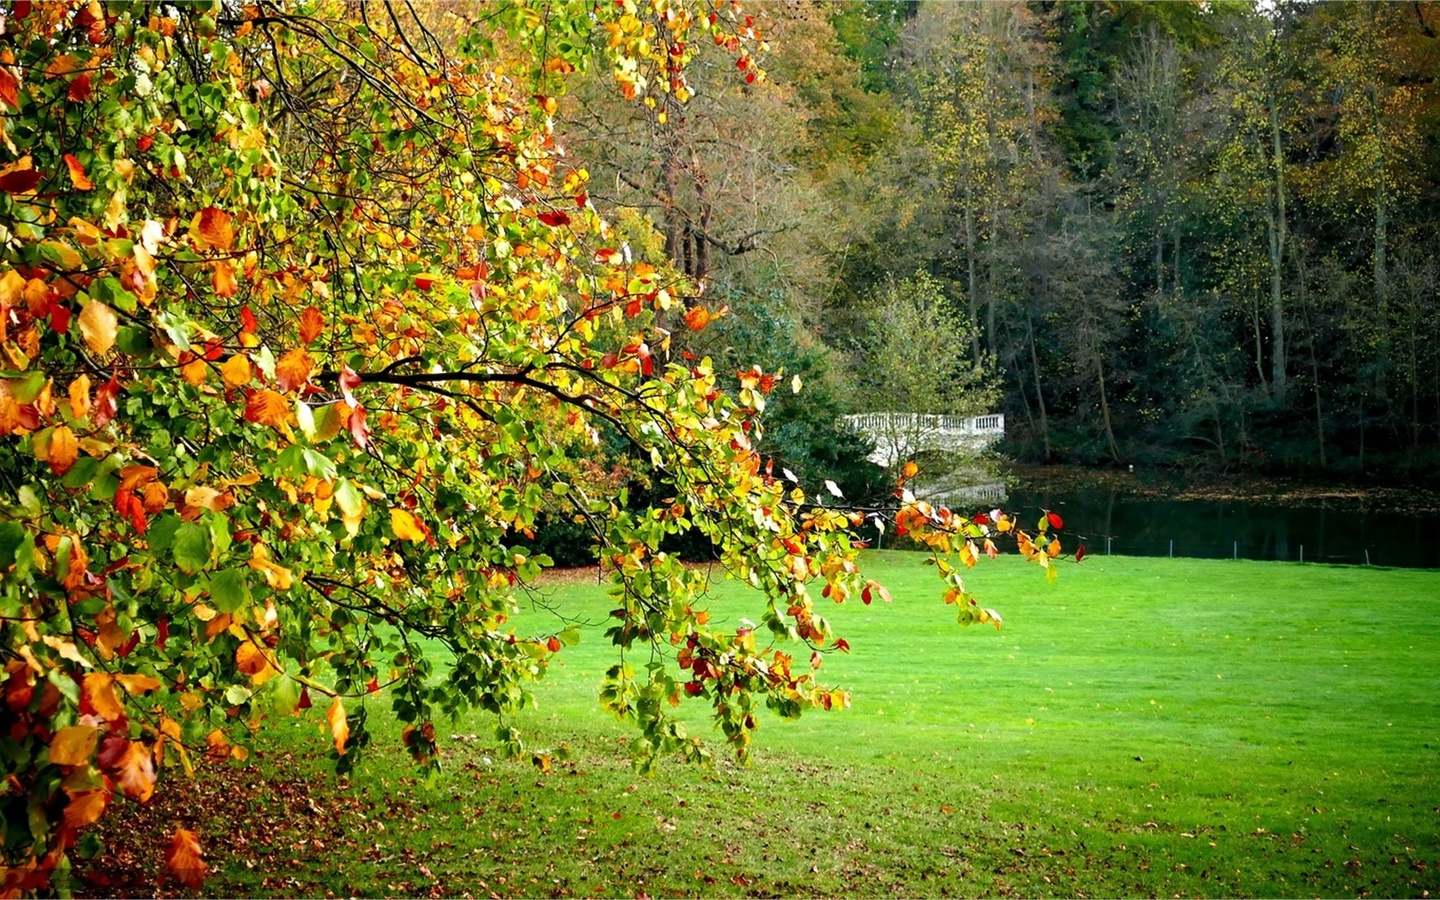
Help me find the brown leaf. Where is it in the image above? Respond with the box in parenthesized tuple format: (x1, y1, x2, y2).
(244, 389, 290, 428)
(78, 300, 118, 355)
(194, 206, 234, 252)
(328, 696, 349, 755)
(48, 725, 99, 766)
(298, 305, 324, 345)
(165, 828, 207, 889)
(274, 348, 313, 393)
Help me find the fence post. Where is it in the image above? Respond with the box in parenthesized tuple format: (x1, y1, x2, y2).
(1233, 541, 1238, 560)
(1299, 544, 1304, 563)
(1169, 539, 1173, 558)
(1106, 536, 1112, 556)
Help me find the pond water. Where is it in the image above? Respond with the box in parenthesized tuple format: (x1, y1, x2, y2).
(996, 486, 1440, 569)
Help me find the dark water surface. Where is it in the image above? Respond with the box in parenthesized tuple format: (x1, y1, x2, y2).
(1000, 486, 1440, 569)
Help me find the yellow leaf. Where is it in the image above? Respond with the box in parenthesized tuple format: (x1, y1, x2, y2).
(114, 673, 162, 695)
(389, 507, 428, 542)
(235, 640, 278, 685)
(248, 544, 293, 590)
(328, 697, 349, 755)
(48, 725, 99, 766)
(220, 354, 251, 388)
(78, 300, 118, 355)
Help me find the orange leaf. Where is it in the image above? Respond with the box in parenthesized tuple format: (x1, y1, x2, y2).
(0, 68, 18, 111)
(298, 306, 324, 345)
(114, 673, 162, 695)
(180, 357, 208, 386)
(212, 258, 238, 297)
(82, 673, 125, 721)
(389, 507, 429, 542)
(63, 154, 93, 190)
(99, 737, 155, 802)
(165, 828, 207, 889)
(220, 354, 252, 389)
(235, 640, 277, 684)
(47, 425, 78, 476)
(78, 300, 118, 355)
(683, 305, 710, 331)
(62, 789, 109, 829)
(48, 725, 99, 766)
(274, 348, 313, 393)
(68, 374, 91, 420)
(328, 696, 349, 755)
(194, 206, 234, 251)
(244, 389, 290, 428)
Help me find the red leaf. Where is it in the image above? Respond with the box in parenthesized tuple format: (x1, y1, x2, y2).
(298, 306, 324, 345)
(347, 403, 370, 449)
(1075, 545, 1086, 563)
(10, 1, 29, 21)
(297, 686, 313, 710)
(574, 193, 588, 208)
(0, 168, 41, 195)
(93, 376, 120, 428)
(156, 616, 169, 650)
(1047, 512, 1064, 530)
(414, 274, 436, 291)
(834, 638, 850, 653)
(240, 305, 258, 334)
(537, 210, 571, 227)
(546, 636, 561, 653)
(68, 73, 93, 102)
(48, 301, 71, 334)
(973, 513, 990, 526)
(366, 677, 380, 694)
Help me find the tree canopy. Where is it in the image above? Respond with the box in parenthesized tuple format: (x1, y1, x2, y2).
(0, 1, 1060, 892)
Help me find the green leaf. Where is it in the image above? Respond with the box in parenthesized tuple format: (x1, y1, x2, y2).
(172, 522, 212, 575)
(148, 514, 182, 555)
(0, 521, 28, 569)
(209, 568, 250, 613)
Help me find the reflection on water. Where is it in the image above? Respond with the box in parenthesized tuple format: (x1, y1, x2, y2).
(996, 486, 1440, 569)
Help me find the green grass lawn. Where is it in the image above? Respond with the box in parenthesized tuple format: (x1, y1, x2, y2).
(80, 553, 1440, 898)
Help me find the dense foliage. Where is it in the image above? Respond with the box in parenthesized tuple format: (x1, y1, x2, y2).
(0, 0, 1065, 892)
(624, 0, 1440, 481)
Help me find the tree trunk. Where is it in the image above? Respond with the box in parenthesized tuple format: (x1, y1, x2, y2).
(1026, 312, 1050, 461)
(1267, 83, 1288, 402)
(964, 186, 981, 367)
(1094, 349, 1121, 464)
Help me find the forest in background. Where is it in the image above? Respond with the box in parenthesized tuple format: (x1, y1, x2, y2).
(562, 0, 1440, 486)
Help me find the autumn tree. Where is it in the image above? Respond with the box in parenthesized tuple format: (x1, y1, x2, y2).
(0, 0, 1063, 893)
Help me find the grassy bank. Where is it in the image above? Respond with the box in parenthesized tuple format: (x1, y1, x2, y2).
(80, 554, 1440, 897)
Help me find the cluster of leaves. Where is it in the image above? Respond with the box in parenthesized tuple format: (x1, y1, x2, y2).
(0, 0, 1063, 893)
